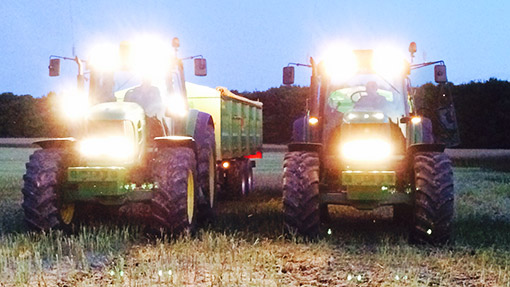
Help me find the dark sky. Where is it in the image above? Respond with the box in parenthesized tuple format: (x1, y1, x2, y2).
(2, 1, 510, 97)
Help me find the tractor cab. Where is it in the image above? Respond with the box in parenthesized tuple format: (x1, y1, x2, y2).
(49, 37, 208, 167)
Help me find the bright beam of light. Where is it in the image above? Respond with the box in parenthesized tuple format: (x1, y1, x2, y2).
(59, 87, 89, 119)
(80, 136, 135, 160)
(88, 43, 120, 72)
(322, 43, 358, 81)
(372, 46, 406, 78)
(130, 35, 174, 80)
(341, 139, 392, 161)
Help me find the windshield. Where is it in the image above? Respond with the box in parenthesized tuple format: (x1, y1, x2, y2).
(90, 66, 185, 118)
(326, 73, 407, 122)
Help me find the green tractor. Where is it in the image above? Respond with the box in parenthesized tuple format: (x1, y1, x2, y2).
(282, 43, 459, 244)
(22, 37, 217, 233)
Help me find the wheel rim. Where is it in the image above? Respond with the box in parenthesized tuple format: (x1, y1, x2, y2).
(187, 170, 194, 224)
(208, 152, 215, 208)
(60, 203, 75, 225)
(247, 170, 253, 193)
(241, 171, 247, 195)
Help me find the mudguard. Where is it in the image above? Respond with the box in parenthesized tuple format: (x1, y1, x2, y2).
(292, 116, 306, 143)
(191, 110, 214, 144)
(288, 142, 322, 153)
(154, 136, 196, 150)
(34, 138, 76, 149)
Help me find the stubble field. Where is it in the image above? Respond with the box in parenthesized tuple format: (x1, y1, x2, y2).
(0, 144, 509, 286)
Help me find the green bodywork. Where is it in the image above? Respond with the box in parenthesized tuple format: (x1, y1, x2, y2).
(58, 83, 262, 206)
(186, 83, 263, 160)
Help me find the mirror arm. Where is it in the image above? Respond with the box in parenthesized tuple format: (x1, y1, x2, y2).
(410, 60, 444, 70)
(287, 62, 312, 68)
(181, 55, 203, 61)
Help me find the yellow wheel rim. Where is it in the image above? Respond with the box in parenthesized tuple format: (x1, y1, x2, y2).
(187, 170, 194, 224)
(208, 152, 215, 208)
(60, 203, 75, 225)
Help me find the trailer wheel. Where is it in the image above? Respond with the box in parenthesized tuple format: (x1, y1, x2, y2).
(222, 158, 250, 199)
(196, 124, 216, 221)
(241, 159, 253, 196)
(283, 151, 320, 237)
(411, 152, 454, 245)
(22, 149, 74, 231)
(151, 147, 197, 234)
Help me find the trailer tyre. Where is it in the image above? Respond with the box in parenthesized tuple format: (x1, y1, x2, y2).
(22, 149, 74, 231)
(223, 159, 250, 199)
(151, 147, 197, 234)
(411, 152, 454, 245)
(283, 151, 320, 237)
(241, 160, 253, 196)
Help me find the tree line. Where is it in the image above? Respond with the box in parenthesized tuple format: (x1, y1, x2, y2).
(1, 78, 509, 148)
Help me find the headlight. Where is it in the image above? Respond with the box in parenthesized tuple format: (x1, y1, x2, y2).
(341, 139, 392, 161)
(79, 137, 135, 160)
(344, 112, 386, 123)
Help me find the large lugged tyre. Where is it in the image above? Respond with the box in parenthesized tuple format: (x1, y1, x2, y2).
(411, 152, 454, 245)
(282, 151, 320, 237)
(22, 148, 74, 231)
(196, 124, 216, 221)
(222, 158, 251, 199)
(151, 147, 198, 234)
(240, 159, 254, 196)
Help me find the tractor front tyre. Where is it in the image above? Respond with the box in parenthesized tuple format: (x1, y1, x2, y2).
(151, 147, 198, 234)
(22, 149, 74, 231)
(411, 152, 454, 245)
(282, 151, 320, 237)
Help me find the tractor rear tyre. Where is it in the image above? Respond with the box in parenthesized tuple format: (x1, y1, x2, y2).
(22, 148, 75, 231)
(410, 152, 454, 245)
(283, 151, 320, 237)
(196, 124, 216, 223)
(151, 147, 198, 234)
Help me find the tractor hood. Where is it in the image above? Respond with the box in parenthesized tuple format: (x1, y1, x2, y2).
(88, 102, 145, 122)
(77, 102, 147, 167)
(338, 121, 406, 170)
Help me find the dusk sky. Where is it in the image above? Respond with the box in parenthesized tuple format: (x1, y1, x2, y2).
(2, 1, 510, 97)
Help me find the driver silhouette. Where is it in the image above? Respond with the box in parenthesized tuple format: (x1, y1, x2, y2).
(355, 81, 388, 109)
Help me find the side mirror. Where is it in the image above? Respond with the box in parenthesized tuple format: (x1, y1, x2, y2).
(434, 65, 447, 83)
(194, 58, 207, 76)
(283, 66, 295, 85)
(49, 58, 60, 77)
